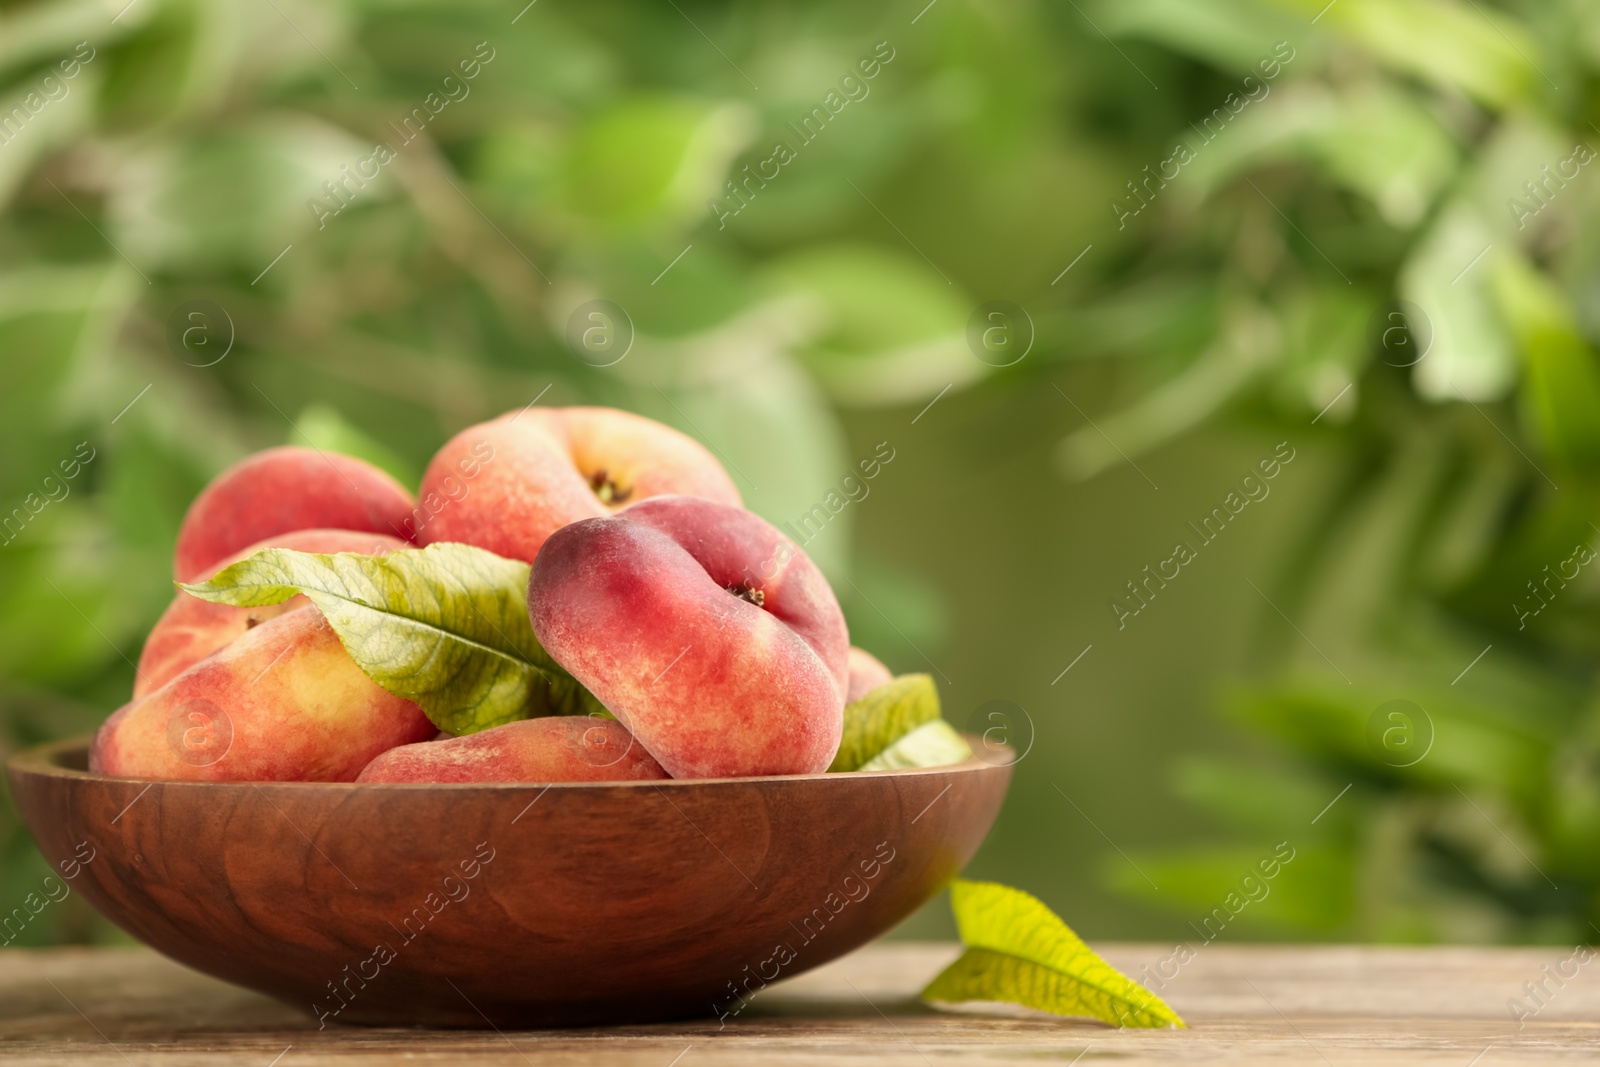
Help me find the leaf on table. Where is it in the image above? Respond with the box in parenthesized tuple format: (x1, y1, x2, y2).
(859, 719, 972, 771)
(828, 673, 941, 772)
(922, 880, 1185, 1029)
(181, 543, 603, 733)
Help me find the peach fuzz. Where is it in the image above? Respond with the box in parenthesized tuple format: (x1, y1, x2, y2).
(136, 529, 409, 699)
(173, 446, 417, 581)
(356, 717, 668, 784)
(92, 606, 434, 781)
(846, 647, 894, 703)
(415, 406, 741, 564)
(529, 495, 848, 779)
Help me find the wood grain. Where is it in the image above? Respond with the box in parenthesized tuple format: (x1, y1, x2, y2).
(4, 941, 1598, 1064)
(6, 738, 1010, 1027)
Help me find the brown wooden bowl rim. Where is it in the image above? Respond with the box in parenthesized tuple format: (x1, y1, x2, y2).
(8, 733, 1015, 791)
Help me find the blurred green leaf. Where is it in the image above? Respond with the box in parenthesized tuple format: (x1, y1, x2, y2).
(1102, 0, 1307, 72)
(1404, 202, 1515, 402)
(1108, 844, 1355, 932)
(0, 67, 99, 210)
(1187, 83, 1458, 229)
(1229, 683, 1549, 798)
(109, 116, 375, 269)
(1267, 283, 1368, 418)
(1057, 309, 1275, 479)
(1491, 255, 1600, 472)
(765, 244, 979, 406)
(1171, 758, 1340, 837)
(1313, 0, 1545, 109)
(839, 554, 951, 667)
(293, 403, 418, 488)
(98, 1, 199, 131)
(559, 97, 751, 228)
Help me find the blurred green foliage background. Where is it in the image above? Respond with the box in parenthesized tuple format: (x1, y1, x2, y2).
(5, 0, 1600, 950)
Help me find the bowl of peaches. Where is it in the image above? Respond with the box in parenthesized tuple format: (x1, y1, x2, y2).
(8, 405, 1011, 1028)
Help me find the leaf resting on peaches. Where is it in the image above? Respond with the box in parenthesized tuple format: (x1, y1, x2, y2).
(922, 880, 1185, 1028)
(180, 543, 603, 734)
(859, 719, 971, 770)
(829, 673, 953, 772)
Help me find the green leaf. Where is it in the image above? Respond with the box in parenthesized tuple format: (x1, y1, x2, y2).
(180, 543, 602, 733)
(764, 244, 981, 406)
(559, 96, 750, 227)
(1491, 255, 1600, 472)
(1185, 82, 1458, 230)
(1101, 0, 1311, 73)
(1403, 201, 1514, 401)
(828, 673, 940, 772)
(1312, 0, 1542, 110)
(112, 117, 377, 270)
(860, 719, 972, 771)
(923, 880, 1185, 1028)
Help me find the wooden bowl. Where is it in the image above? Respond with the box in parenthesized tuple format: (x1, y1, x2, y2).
(7, 737, 1011, 1028)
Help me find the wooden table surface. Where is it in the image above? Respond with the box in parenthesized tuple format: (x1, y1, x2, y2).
(3, 941, 1597, 1064)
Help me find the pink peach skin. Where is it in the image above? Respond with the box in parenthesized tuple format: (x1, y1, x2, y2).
(415, 406, 741, 564)
(136, 529, 409, 699)
(173, 446, 417, 581)
(92, 606, 434, 781)
(846, 647, 894, 703)
(356, 717, 668, 784)
(529, 495, 848, 779)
